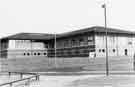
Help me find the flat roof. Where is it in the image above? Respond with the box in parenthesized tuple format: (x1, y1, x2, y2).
(1, 33, 55, 40)
(58, 26, 134, 38)
(1, 26, 134, 40)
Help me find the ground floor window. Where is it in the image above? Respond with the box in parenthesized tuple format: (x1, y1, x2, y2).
(125, 49, 128, 55)
(23, 52, 47, 56)
(113, 49, 115, 53)
(102, 49, 105, 52)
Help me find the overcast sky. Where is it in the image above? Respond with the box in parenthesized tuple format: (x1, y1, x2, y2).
(0, 0, 135, 38)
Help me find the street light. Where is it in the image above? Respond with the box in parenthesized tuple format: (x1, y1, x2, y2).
(102, 3, 109, 76)
(54, 33, 57, 68)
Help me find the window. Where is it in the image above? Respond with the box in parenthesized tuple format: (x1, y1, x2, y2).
(102, 49, 105, 52)
(75, 50, 80, 54)
(79, 39, 84, 46)
(125, 49, 128, 55)
(88, 42, 93, 45)
(44, 53, 46, 55)
(99, 49, 101, 52)
(34, 53, 36, 55)
(88, 36, 93, 41)
(71, 39, 76, 47)
(88, 36, 93, 45)
(37, 53, 40, 55)
(64, 40, 68, 47)
(113, 49, 115, 52)
(27, 53, 30, 56)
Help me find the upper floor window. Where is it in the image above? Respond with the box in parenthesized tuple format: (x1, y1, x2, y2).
(71, 39, 76, 47)
(88, 36, 93, 45)
(79, 39, 85, 46)
(88, 36, 93, 41)
(64, 40, 68, 47)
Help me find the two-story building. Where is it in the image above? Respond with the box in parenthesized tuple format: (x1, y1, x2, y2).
(0, 26, 135, 58)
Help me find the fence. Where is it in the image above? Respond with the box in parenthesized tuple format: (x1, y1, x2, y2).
(0, 72, 40, 87)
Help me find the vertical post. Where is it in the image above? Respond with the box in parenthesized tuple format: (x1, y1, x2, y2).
(116, 35, 119, 56)
(10, 83, 12, 87)
(102, 3, 109, 76)
(27, 79, 30, 86)
(0, 40, 1, 58)
(31, 40, 32, 55)
(9, 72, 11, 77)
(36, 75, 38, 80)
(36, 75, 39, 81)
(20, 73, 23, 79)
(133, 53, 135, 71)
(54, 34, 57, 68)
(38, 75, 40, 80)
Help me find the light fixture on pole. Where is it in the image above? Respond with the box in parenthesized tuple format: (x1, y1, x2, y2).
(102, 3, 109, 76)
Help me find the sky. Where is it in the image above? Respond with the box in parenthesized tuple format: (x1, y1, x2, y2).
(0, 0, 135, 38)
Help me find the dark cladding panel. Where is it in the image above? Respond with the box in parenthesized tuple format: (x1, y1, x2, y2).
(0, 39, 8, 58)
(47, 45, 95, 57)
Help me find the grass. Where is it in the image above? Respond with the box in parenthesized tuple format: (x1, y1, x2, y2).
(1, 56, 134, 72)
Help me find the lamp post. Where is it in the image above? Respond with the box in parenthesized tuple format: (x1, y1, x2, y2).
(54, 33, 57, 68)
(102, 3, 109, 76)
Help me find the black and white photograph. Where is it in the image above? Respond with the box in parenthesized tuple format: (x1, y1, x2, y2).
(0, 0, 135, 87)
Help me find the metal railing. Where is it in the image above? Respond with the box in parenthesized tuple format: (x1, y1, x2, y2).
(0, 72, 40, 87)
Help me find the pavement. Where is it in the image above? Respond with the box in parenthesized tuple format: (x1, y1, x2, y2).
(33, 71, 135, 87)
(32, 70, 135, 76)
(1, 71, 135, 87)
(69, 75, 135, 87)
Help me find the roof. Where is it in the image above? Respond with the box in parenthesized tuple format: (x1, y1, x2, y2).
(1, 26, 134, 40)
(57, 26, 134, 38)
(1, 33, 55, 40)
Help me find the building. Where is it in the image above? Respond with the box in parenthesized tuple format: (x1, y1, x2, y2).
(0, 33, 54, 58)
(0, 26, 135, 58)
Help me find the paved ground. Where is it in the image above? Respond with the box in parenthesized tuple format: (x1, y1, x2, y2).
(68, 75, 135, 87)
(37, 75, 135, 87)
(38, 75, 102, 87)
(1, 73, 135, 87)
(34, 70, 135, 76)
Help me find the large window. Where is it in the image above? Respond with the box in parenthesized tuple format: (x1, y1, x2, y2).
(88, 36, 93, 45)
(79, 39, 85, 46)
(71, 39, 76, 47)
(64, 40, 69, 47)
(88, 36, 93, 41)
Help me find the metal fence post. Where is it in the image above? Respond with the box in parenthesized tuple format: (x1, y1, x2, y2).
(9, 72, 11, 77)
(20, 73, 23, 79)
